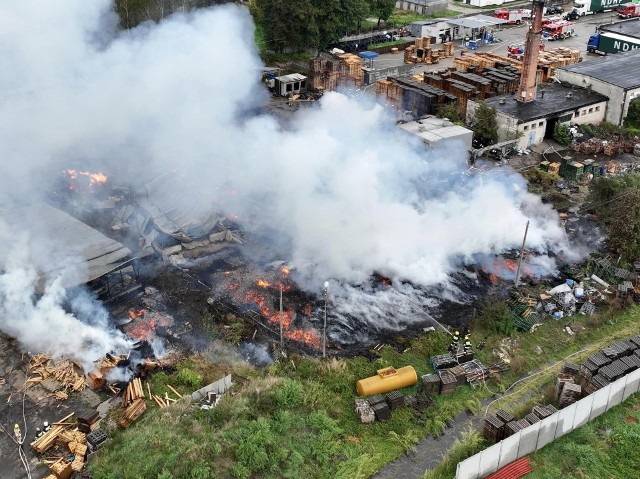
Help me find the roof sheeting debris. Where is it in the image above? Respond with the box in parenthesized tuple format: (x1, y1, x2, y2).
(0, 203, 131, 289)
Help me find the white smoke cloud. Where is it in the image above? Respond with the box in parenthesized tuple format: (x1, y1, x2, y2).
(0, 1, 573, 346)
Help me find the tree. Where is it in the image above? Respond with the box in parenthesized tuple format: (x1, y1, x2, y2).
(258, 0, 318, 52)
(623, 97, 640, 129)
(470, 101, 498, 146)
(311, 0, 369, 47)
(436, 103, 462, 124)
(368, 0, 395, 26)
(552, 123, 572, 146)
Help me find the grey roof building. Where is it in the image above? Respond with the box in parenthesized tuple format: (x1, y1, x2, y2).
(555, 49, 640, 125)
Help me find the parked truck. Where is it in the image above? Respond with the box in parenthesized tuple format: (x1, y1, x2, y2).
(493, 9, 531, 24)
(587, 18, 640, 53)
(617, 2, 640, 17)
(543, 21, 577, 40)
(572, 0, 626, 16)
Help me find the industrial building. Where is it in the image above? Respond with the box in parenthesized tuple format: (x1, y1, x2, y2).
(555, 48, 640, 126)
(396, 0, 448, 16)
(409, 19, 453, 43)
(468, 84, 608, 149)
(398, 116, 474, 151)
(272, 73, 307, 97)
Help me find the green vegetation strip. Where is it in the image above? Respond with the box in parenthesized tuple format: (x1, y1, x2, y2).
(90, 303, 640, 479)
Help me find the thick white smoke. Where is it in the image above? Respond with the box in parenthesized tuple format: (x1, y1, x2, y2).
(0, 1, 572, 345)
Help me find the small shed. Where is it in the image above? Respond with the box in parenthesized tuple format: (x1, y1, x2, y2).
(274, 73, 307, 97)
(409, 19, 453, 44)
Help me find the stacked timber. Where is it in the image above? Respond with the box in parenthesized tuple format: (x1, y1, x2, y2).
(430, 353, 458, 370)
(449, 365, 468, 387)
(49, 458, 73, 479)
(121, 377, 145, 407)
(31, 425, 65, 453)
(28, 355, 86, 392)
(385, 390, 404, 410)
(438, 369, 457, 395)
(371, 401, 391, 421)
(420, 374, 441, 396)
(483, 415, 505, 443)
(495, 409, 515, 424)
(118, 398, 147, 428)
(524, 413, 540, 425)
(442, 42, 454, 57)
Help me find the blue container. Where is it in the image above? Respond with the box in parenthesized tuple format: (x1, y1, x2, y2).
(599, 166, 605, 175)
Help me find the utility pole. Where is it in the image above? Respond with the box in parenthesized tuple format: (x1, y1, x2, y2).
(514, 220, 530, 288)
(322, 281, 329, 358)
(279, 284, 284, 349)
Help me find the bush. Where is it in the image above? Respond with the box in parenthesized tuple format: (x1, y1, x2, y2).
(176, 367, 203, 389)
(273, 379, 304, 408)
(553, 123, 572, 146)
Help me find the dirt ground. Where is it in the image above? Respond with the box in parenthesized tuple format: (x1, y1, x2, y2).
(0, 335, 103, 479)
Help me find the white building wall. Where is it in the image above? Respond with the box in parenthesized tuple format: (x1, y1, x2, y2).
(571, 101, 607, 125)
(555, 69, 632, 125)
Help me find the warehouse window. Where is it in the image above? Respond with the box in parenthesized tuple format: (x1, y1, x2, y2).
(538, 121, 544, 127)
(588, 107, 594, 113)
(523, 125, 529, 131)
(595, 106, 601, 112)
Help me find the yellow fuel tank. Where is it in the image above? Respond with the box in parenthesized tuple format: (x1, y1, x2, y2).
(356, 365, 418, 397)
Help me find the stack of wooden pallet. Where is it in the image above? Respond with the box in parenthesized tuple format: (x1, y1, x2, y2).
(438, 369, 457, 395)
(420, 374, 441, 396)
(442, 42, 454, 58)
(559, 382, 582, 408)
(385, 390, 404, 410)
(49, 457, 73, 479)
(483, 415, 506, 443)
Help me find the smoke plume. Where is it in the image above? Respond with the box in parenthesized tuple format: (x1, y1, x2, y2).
(0, 1, 573, 349)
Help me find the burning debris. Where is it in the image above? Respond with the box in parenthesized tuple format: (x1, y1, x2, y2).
(63, 169, 108, 193)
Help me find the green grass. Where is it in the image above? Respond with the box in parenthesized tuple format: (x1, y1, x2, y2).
(254, 22, 267, 53)
(527, 394, 640, 479)
(387, 9, 461, 26)
(367, 39, 410, 50)
(89, 300, 640, 479)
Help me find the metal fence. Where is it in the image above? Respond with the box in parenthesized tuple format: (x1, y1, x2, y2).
(455, 367, 640, 479)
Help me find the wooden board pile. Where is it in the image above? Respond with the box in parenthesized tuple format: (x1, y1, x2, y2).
(572, 137, 635, 156)
(27, 355, 86, 393)
(31, 412, 90, 476)
(403, 37, 452, 65)
(121, 377, 145, 407)
(118, 398, 146, 428)
(86, 354, 124, 390)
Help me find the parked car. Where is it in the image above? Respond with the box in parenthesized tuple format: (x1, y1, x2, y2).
(547, 5, 564, 14)
(564, 9, 580, 20)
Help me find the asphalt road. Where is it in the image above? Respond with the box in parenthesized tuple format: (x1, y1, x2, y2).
(370, 13, 618, 75)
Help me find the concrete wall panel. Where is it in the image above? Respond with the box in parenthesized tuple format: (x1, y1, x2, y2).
(456, 452, 481, 479)
(554, 404, 577, 438)
(573, 393, 594, 429)
(622, 368, 640, 401)
(535, 413, 558, 450)
(606, 376, 626, 411)
(517, 422, 540, 457)
(497, 432, 521, 469)
(477, 443, 502, 477)
(589, 386, 610, 420)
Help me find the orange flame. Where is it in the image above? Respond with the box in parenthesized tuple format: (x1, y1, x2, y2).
(64, 169, 108, 191)
(257, 279, 270, 288)
(129, 309, 146, 320)
(244, 291, 320, 349)
(281, 266, 290, 276)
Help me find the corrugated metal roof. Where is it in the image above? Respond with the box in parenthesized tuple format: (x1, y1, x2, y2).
(0, 203, 131, 289)
(275, 73, 307, 83)
(600, 18, 640, 39)
(447, 15, 507, 29)
(559, 49, 640, 90)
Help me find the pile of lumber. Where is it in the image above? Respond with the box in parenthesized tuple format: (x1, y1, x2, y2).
(27, 355, 86, 392)
(151, 385, 183, 408)
(49, 457, 73, 479)
(118, 398, 147, 428)
(30, 412, 76, 453)
(86, 354, 125, 390)
(121, 377, 145, 407)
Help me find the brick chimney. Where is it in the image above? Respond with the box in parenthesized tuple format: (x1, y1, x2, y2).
(516, 0, 545, 103)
